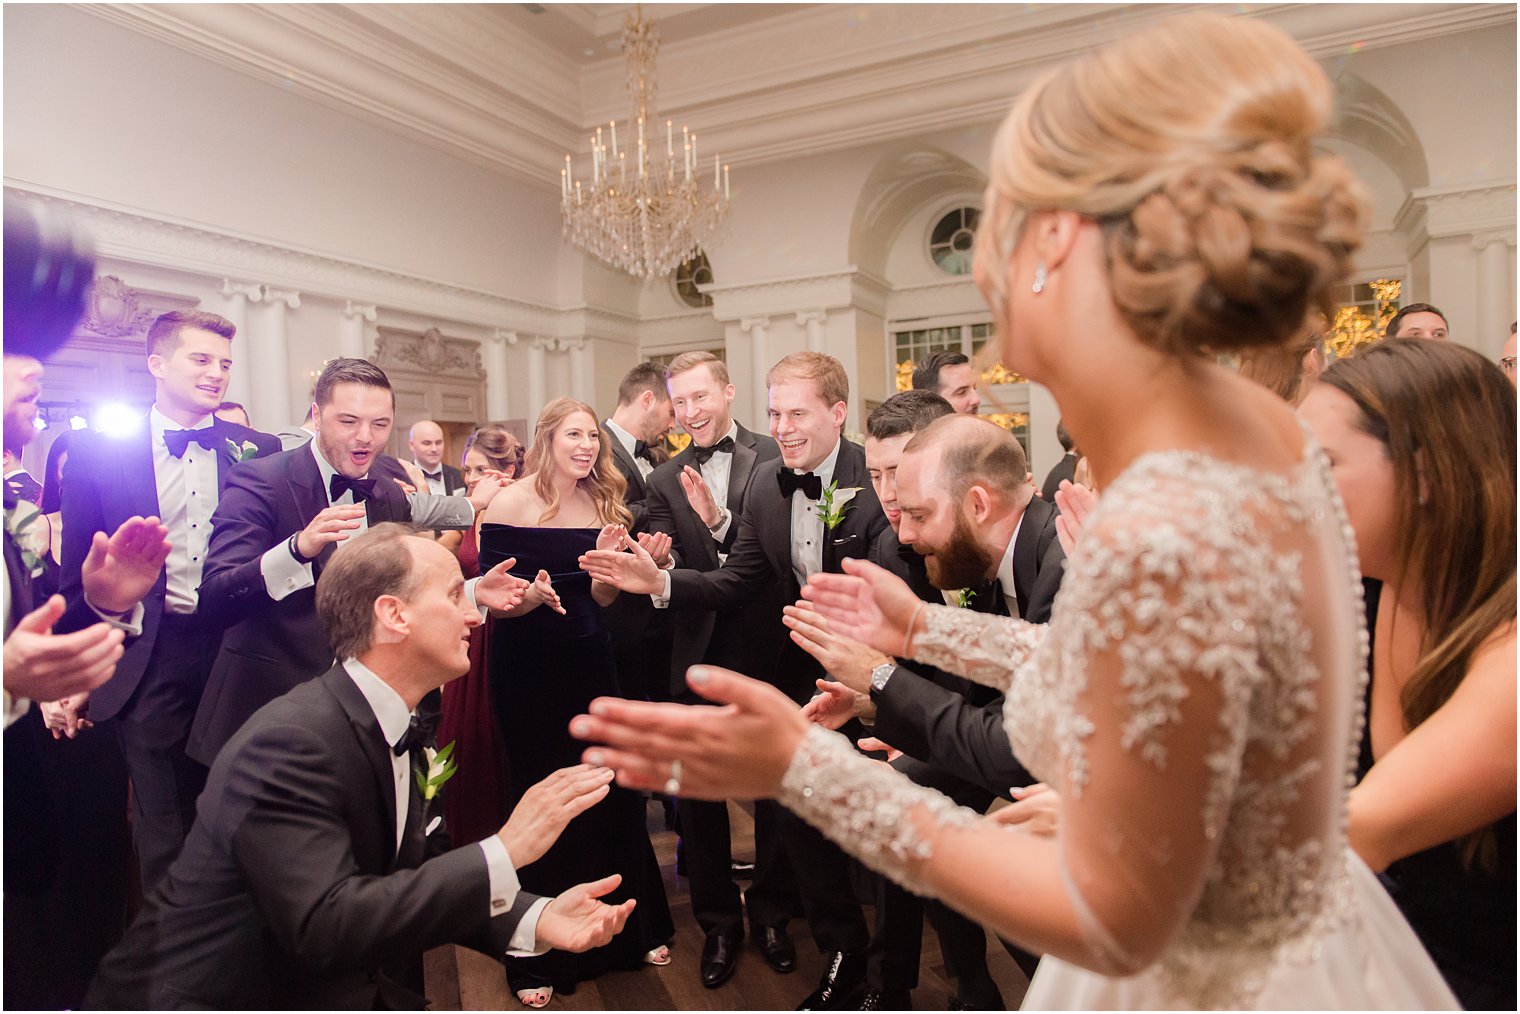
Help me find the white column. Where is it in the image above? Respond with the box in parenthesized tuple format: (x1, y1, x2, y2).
(1473, 232, 1516, 353)
(796, 310, 828, 352)
(487, 329, 517, 422)
(217, 279, 259, 413)
(742, 316, 772, 421)
(340, 301, 377, 360)
(567, 338, 592, 405)
(254, 286, 300, 431)
(527, 336, 551, 424)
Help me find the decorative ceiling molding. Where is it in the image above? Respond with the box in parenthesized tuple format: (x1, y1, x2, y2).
(1395, 179, 1518, 248)
(75, 3, 1517, 190)
(706, 266, 891, 322)
(4, 180, 642, 340)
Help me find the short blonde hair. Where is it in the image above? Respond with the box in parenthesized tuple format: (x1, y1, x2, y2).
(975, 13, 1366, 357)
(666, 351, 730, 386)
(766, 351, 848, 410)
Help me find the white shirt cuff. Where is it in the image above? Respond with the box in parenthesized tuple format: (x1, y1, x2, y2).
(85, 596, 145, 637)
(709, 508, 733, 543)
(651, 568, 672, 609)
(261, 542, 314, 600)
(3, 691, 28, 729)
(464, 576, 488, 620)
(478, 835, 548, 956)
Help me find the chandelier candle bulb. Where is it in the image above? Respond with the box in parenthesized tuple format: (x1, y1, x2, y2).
(667, 120, 673, 158)
(610, 120, 617, 158)
(714, 154, 719, 189)
(724, 165, 730, 200)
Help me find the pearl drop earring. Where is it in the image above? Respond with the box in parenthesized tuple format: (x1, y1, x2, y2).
(1032, 265, 1048, 294)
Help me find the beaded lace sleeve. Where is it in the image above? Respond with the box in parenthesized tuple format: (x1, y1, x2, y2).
(778, 725, 979, 892)
(909, 605, 1046, 691)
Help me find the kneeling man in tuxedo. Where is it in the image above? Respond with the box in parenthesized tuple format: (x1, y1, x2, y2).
(88, 523, 635, 1010)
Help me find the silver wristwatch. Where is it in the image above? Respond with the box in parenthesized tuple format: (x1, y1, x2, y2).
(869, 661, 896, 694)
(707, 506, 730, 534)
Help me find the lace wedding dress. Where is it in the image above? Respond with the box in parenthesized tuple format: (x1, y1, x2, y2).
(779, 442, 1458, 1009)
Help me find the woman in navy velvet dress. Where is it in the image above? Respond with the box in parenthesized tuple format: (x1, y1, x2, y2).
(478, 398, 673, 1008)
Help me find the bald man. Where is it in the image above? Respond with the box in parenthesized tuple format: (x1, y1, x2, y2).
(408, 420, 465, 496)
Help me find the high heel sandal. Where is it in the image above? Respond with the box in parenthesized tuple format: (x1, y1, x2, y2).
(643, 944, 673, 966)
(516, 986, 553, 1008)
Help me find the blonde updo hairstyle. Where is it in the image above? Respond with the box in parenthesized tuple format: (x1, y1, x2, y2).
(976, 13, 1367, 357)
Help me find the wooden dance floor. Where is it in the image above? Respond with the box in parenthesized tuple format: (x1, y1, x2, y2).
(425, 799, 1032, 1011)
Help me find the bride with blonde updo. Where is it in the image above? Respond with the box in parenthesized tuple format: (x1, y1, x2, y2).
(569, 13, 1457, 1009)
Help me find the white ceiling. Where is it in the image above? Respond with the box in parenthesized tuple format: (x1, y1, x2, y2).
(79, 3, 1517, 192)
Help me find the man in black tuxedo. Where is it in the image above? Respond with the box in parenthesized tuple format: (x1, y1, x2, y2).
(642, 351, 794, 989)
(3, 197, 172, 1009)
(601, 362, 678, 708)
(52, 310, 281, 889)
(1040, 418, 1079, 502)
(88, 524, 636, 1009)
(797, 413, 1067, 990)
(187, 358, 503, 769)
(408, 419, 466, 495)
(582, 351, 887, 1010)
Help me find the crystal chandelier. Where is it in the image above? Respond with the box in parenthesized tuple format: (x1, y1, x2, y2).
(560, 6, 730, 280)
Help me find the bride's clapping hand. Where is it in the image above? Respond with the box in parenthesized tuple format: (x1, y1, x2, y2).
(570, 666, 809, 801)
(801, 558, 926, 659)
(1053, 480, 1098, 556)
(988, 783, 1061, 839)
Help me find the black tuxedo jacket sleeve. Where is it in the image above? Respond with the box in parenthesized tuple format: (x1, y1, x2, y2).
(89, 666, 539, 1010)
(187, 446, 412, 766)
(645, 425, 781, 693)
(55, 419, 279, 722)
(871, 495, 1066, 798)
(442, 462, 466, 495)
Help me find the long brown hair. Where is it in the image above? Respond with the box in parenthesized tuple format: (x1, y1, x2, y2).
(1320, 338, 1516, 868)
(522, 397, 631, 528)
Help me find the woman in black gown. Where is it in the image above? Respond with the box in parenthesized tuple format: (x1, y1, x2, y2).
(478, 398, 673, 1007)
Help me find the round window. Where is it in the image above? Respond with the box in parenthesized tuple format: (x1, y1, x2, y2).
(674, 252, 715, 308)
(929, 207, 980, 276)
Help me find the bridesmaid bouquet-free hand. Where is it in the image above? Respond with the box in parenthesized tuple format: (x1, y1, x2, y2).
(416, 741, 459, 801)
(814, 481, 861, 532)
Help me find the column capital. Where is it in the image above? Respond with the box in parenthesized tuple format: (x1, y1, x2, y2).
(262, 287, 302, 309)
(220, 278, 263, 301)
(1471, 230, 1517, 252)
(740, 316, 771, 333)
(492, 328, 520, 346)
(530, 334, 556, 352)
(343, 300, 378, 322)
(795, 310, 828, 327)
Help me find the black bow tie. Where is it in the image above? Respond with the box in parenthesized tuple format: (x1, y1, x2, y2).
(164, 427, 220, 459)
(393, 711, 438, 757)
(422, 471, 442, 482)
(329, 473, 377, 503)
(691, 436, 735, 465)
(777, 469, 823, 500)
(632, 440, 655, 464)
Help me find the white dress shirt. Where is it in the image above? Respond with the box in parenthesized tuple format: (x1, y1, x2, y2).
(343, 658, 547, 955)
(149, 408, 219, 615)
(604, 418, 654, 481)
(696, 421, 739, 545)
(414, 461, 446, 496)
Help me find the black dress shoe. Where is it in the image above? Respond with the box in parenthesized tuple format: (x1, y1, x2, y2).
(700, 930, 743, 989)
(754, 924, 796, 974)
(859, 989, 911, 1010)
(795, 950, 865, 1010)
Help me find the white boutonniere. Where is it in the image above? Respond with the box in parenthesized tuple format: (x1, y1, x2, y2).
(814, 482, 861, 532)
(225, 438, 260, 463)
(3, 500, 47, 577)
(415, 741, 458, 801)
(953, 587, 977, 608)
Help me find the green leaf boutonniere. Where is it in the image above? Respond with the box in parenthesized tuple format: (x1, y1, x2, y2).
(226, 438, 260, 463)
(953, 587, 977, 608)
(814, 481, 861, 532)
(3, 501, 47, 578)
(415, 741, 458, 801)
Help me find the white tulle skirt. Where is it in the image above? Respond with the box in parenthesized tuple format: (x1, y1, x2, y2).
(1021, 852, 1458, 1010)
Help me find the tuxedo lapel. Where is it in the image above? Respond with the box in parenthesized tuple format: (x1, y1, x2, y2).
(755, 465, 794, 581)
(286, 449, 336, 568)
(822, 441, 878, 574)
(4, 529, 32, 632)
(324, 666, 403, 873)
(728, 428, 759, 509)
(603, 425, 645, 499)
